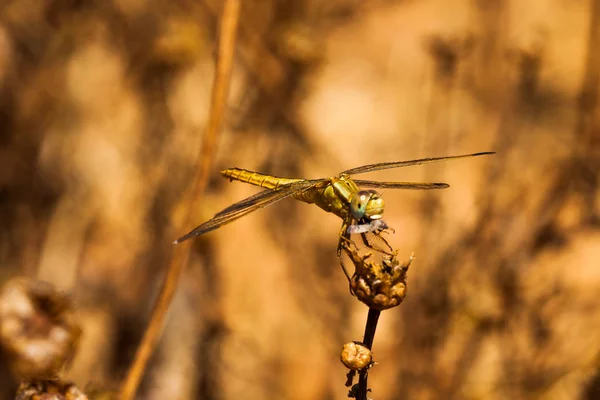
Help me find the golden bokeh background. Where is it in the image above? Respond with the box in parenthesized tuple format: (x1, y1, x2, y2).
(1, 0, 599, 398)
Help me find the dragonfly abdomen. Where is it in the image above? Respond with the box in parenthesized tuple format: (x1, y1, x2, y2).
(220, 168, 305, 190)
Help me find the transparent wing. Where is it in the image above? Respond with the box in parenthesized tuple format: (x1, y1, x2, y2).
(174, 181, 317, 243)
(359, 230, 394, 255)
(341, 152, 495, 176)
(353, 180, 449, 190)
(215, 179, 318, 217)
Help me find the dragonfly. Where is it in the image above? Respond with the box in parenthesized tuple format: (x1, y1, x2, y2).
(175, 151, 494, 251)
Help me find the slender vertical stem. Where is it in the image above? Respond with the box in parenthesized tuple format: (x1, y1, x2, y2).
(119, 1, 241, 399)
(357, 308, 381, 400)
(575, 0, 600, 220)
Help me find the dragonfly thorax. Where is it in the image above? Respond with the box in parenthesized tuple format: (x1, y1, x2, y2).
(350, 190, 384, 221)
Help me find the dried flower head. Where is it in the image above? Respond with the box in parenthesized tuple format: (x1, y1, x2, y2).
(0, 278, 81, 380)
(340, 341, 373, 371)
(15, 379, 88, 400)
(341, 238, 413, 310)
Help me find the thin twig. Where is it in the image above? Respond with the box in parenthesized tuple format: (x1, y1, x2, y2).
(199, 0, 307, 131)
(119, 1, 241, 399)
(574, 0, 600, 220)
(357, 308, 381, 400)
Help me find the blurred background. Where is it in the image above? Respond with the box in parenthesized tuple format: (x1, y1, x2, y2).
(1, 0, 600, 399)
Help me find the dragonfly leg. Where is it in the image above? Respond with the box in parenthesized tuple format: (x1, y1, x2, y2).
(337, 222, 354, 284)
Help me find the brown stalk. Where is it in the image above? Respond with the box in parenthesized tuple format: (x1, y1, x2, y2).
(575, 0, 600, 219)
(200, 0, 303, 128)
(119, 1, 241, 399)
(357, 308, 380, 400)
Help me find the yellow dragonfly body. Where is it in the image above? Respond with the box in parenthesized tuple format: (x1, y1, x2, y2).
(219, 168, 366, 221)
(174, 152, 494, 244)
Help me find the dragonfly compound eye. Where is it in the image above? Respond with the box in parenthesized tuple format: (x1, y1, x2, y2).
(350, 190, 372, 219)
(365, 195, 384, 220)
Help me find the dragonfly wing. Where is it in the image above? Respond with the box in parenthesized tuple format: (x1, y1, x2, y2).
(341, 152, 495, 176)
(215, 178, 322, 216)
(174, 181, 316, 243)
(360, 229, 394, 255)
(354, 180, 449, 189)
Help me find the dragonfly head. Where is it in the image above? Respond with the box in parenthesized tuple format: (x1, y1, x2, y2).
(351, 190, 384, 221)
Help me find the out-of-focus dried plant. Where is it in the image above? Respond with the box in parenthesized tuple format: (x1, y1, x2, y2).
(0, 279, 80, 381)
(15, 380, 88, 400)
(119, 0, 240, 398)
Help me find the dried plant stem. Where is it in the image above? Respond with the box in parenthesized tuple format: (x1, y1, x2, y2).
(575, 0, 600, 219)
(357, 308, 381, 400)
(119, 1, 241, 399)
(200, 0, 304, 128)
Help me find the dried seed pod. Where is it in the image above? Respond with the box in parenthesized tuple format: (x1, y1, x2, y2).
(0, 278, 81, 380)
(341, 238, 413, 310)
(15, 379, 88, 400)
(340, 341, 373, 371)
